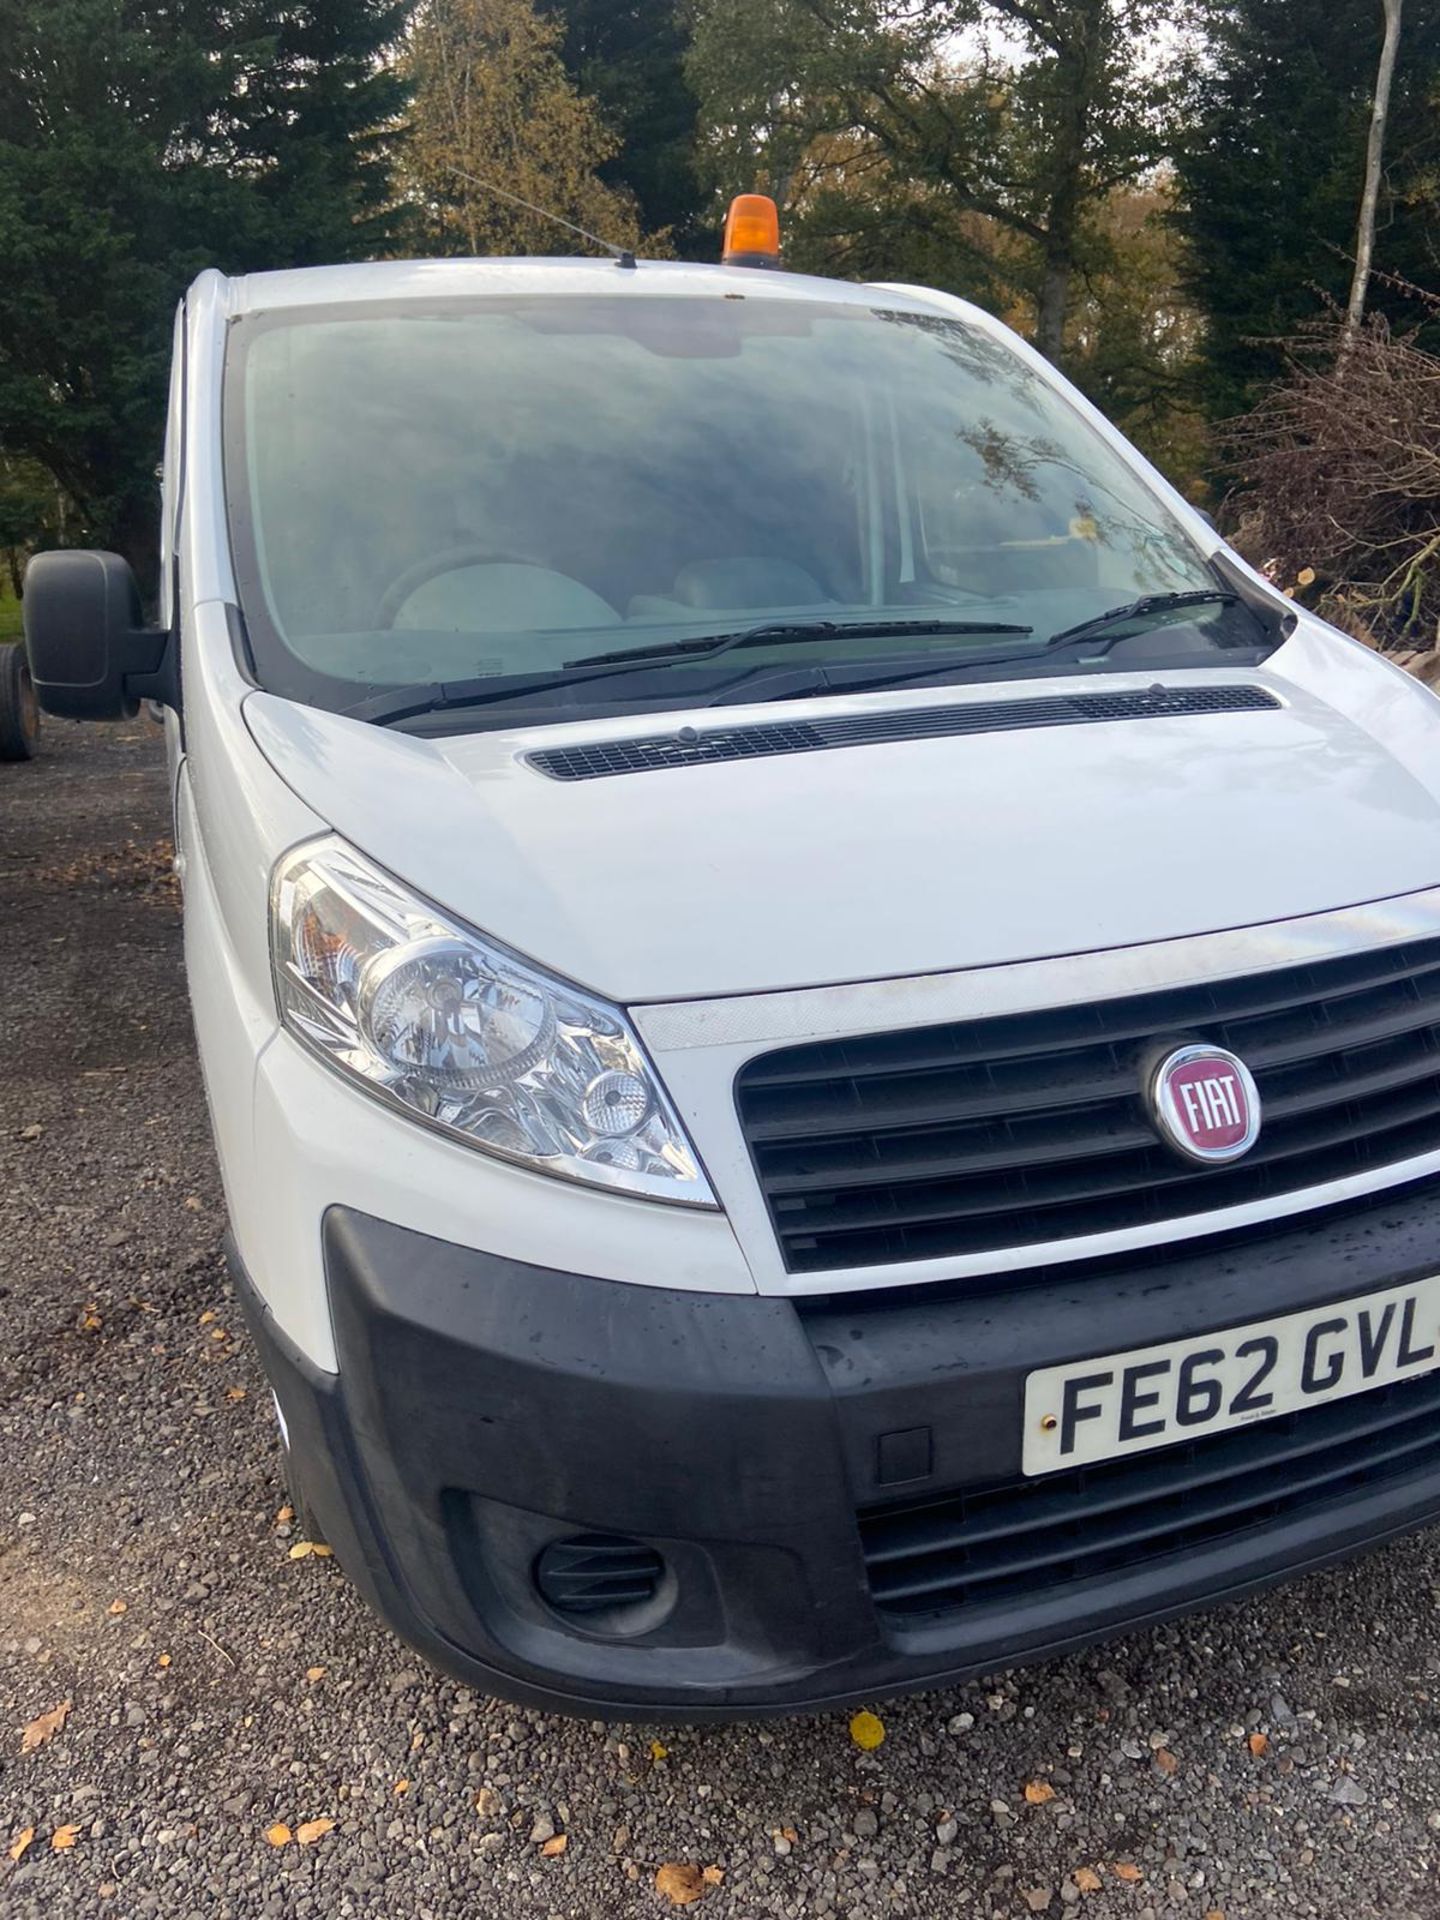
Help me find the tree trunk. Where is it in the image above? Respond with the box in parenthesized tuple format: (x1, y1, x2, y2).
(1344, 0, 1403, 345)
(1035, 244, 1072, 364)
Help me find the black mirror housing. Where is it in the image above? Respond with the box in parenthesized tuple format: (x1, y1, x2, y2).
(22, 549, 178, 721)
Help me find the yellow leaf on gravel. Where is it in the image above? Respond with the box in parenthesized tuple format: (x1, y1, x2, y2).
(226, 1387, 247, 1402)
(265, 1823, 292, 1848)
(393, 1779, 409, 1796)
(1024, 1780, 1056, 1805)
(305, 1667, 326, 1683)
(540, 1834, 568, 1856)
(198, 1310, 217, 1325)
(649, 1739, 668, 1760)
(156, 1654, 171, 1669)
(702, 1865, 724, 1885)
(107, 1598, 127, 1616)
(311, 1544, 333, 1558)
(51, 1825, 79, 1851)
(1114, 1862, 1143, 1882)
(655, 1862, 707, 1905)
(296, 1818, 335, 1846)
(1248, 1732, 1269, 1757)
(8, 1827, 35, 1863)
(1074, 1867, 1102, 1892)
(848, 1710, 885, 1750)
(275, 1505, 294, 1528)
(20, 1700, 70, 1753)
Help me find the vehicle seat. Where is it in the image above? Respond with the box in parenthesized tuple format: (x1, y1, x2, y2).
(392, 563, 621, 632)
(670, 557, 830, 609)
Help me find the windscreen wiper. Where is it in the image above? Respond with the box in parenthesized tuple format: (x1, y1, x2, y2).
(565, 616, 1032, 670)
(806, 591, 1253, 701)
(1039, 590, 1240, 655)
(343, 617, 1034, 725)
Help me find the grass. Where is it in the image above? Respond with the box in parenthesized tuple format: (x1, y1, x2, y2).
(0, 582, 21, 643)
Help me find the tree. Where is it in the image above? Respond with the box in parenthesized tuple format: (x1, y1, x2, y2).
(0, 0, 410, 585)
(1174, 0, 1440, 417)
(1345, 0, 1404, 343)
(686, 0, 1181, 363)
(400, 0, 644, 257)
(537, 0, 707, 251)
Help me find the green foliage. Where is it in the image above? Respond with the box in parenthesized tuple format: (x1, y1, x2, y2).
(685, 0, 1184, 360)
(399, 0, 646, 258)
(0, 0, 411, 581)
(1174, 0, 1440, 418)
(537, 0, 707, 250)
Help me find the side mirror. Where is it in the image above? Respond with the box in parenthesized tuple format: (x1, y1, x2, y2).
(22, 550, 178, 721)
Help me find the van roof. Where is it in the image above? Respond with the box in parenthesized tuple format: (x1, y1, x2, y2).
(212, 255, 944, 320)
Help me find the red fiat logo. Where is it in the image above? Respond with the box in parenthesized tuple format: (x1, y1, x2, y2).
(1149, 1044, 1261, 1164)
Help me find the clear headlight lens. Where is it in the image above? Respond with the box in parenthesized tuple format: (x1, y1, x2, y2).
(270, 838, 715, 1206)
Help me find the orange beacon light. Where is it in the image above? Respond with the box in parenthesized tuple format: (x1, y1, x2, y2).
(722, 194, 782, 268)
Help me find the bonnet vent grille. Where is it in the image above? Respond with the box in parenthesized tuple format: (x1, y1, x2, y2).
(526, 685, 1281, 782)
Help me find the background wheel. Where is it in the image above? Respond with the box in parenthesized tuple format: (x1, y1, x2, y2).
(0, 645, 39, 761)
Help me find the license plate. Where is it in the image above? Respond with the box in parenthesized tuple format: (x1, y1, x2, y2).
(1022, 1277, 1440, 1477)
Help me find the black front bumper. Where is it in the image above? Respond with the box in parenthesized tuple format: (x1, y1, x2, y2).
(231, 1181, 1440, 1720)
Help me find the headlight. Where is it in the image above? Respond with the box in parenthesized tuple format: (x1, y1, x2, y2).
(270, 837, 715, 1206)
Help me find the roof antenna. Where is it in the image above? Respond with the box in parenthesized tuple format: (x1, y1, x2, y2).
(443, 165, 638, 269)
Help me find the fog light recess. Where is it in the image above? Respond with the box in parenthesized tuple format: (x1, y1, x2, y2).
(533, 1534, 667, 1625)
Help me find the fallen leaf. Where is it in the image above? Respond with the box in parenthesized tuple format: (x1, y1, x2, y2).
(288, 1541, 318, 1560)
(655, 1862, 707, 1906)
(305, 1667, 326, 1683)
(81, 1310, 103, 1332)
(198, 1310, 217, 1325)
(226, 1387, 247, 1403)
(540, 1834, 568, 1856)
(1248, 1731, 1269, 1758)
(275, 1505, 294, 1528)
(1154, 1747, 1179, 1776)
(1204, 1911, 1226, 1920)
(51, 1824, 79, 1851)
(312, 1544, 334, 1559)
(649, 1739, 669, 1761)
(185, 1195, 203, 1211)
(702, 1865, 724, 1885)
(1074, 1867, 1102, 1893)
(265, 1822, 292, 1848)
(848, 1710, 885, 1750)
(20, 1700, 70, 1753)
(780, 1826, 798, 1844)
(393, 1779, 409, 1796)
(156, 1654, 171, 1669)
(107, 1599, 128, 1616)
(1024, 1780, 1057, 1805)
(1113, 1862, 1143, 1882)
(8, 1827, 35, 1864)
(409, 1729, 424, 1753)
(296, 1817, 335, 1846)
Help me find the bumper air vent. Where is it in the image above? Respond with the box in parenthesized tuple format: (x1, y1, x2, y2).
(533, 1534, 666, 1618)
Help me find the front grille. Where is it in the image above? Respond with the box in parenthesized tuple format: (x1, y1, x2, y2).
(861, 1368, 1440, 1619)
(737, 935, 1440, 1272)
(527, 685, 1279, 781)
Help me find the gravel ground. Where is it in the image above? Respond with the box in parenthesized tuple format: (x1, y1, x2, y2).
(5, 720, 1440, 1919)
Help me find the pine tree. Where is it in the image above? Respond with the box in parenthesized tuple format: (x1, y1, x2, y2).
(0, 0, 411, 581)
(536, 0, 707, 252)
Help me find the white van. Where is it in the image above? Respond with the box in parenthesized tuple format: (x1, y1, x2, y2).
(25, 208, 1440, 1720)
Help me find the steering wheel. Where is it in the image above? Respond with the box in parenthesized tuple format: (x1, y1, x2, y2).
(375, 546, 549, 629)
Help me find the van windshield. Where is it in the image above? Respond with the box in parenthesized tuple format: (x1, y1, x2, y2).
(224, 293, 1263, 722)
